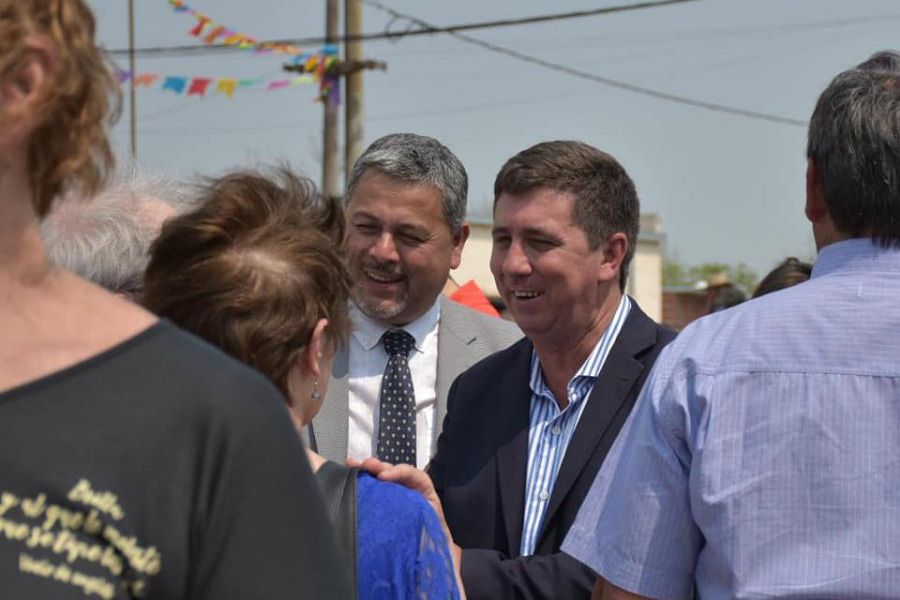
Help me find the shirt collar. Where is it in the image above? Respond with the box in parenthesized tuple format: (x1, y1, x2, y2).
(349, 299, 441, 353)
(528, 295, 632, 398)
(812, 238, 900, 279)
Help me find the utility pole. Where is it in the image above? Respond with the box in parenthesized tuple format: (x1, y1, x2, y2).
(344, 0, 364, 178)
(128, 0, 137, 159)
(322, 0, 341, 200)
(286, 1, 383, 191)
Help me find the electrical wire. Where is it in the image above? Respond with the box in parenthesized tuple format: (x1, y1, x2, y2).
(106, 0, 697, 58)
(362, 0, 806, 127)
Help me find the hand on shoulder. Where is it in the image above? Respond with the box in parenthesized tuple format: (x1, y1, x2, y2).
(350, 456, 466, 599)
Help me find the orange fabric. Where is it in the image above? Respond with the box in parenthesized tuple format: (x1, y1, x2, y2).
(449, 280, 500, 318)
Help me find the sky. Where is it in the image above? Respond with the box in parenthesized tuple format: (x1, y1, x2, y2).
(88, 0, 900, 276)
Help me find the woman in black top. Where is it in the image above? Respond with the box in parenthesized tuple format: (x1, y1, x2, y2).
(0, 2, 348, 598)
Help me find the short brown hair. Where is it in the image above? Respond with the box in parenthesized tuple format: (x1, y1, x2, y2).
(0, 0, 120, 216)
(143, 168, 350, 396)
(752, 257, 812, 299)
(493, 140, 639, 290)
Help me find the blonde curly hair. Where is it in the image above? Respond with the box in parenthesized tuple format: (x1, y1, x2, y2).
(0, 0, 120, 216)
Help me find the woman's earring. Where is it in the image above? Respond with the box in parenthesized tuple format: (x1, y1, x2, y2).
(311, 379, 322, 402)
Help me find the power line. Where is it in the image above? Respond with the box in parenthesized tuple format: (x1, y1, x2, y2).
(363, 0, 806, 127)
(122, 89, 590, 134)
(106, 0, 697, 58)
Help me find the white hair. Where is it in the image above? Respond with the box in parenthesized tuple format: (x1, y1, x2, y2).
(41, 163, 197, 296)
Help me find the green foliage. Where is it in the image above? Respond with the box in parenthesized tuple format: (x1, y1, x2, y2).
(663, 261, 758, 293)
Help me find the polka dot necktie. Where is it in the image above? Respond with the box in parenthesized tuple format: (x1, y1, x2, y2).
(376, 329, 417, 466)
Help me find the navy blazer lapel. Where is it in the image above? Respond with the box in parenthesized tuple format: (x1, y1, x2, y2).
(538, 307, 658, 545)
(494, 339, 534, 557)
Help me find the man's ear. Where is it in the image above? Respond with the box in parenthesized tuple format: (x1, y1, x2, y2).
(805, 158, 828, 223)
(449, 222, 470, 270)
(598, 232, 628, 283)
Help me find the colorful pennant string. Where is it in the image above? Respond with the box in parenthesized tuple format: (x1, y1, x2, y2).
(164, 0, 341, 104)
(117, 70, 316, 99)
(167, 0, 337, 58)
(286, 51, 342, 105)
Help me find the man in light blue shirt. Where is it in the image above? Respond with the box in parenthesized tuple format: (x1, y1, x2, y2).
(562, 51, 900, 600)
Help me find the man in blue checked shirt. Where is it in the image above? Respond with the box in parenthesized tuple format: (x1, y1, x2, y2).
(422, 141, 676, 600)
(563, 51, 900, 600)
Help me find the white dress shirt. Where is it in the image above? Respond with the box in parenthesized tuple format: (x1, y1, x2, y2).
(347, 301, 439, 469)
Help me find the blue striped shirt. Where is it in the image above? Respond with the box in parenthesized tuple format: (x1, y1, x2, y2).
(520, 295, 631, 557)
(563, 239, 900, 599)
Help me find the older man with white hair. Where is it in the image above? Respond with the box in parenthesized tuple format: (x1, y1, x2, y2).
(41, 165, 195, 300)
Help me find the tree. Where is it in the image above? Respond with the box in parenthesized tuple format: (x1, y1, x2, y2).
(663, 261, 758, 294)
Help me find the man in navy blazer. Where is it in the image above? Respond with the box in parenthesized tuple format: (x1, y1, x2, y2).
(428, 141, 676, 599)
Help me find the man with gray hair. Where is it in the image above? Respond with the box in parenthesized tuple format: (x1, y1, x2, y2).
(563, 50, 900, 599)
(41, 166, 193, 300)
(311, 133, 521, 469)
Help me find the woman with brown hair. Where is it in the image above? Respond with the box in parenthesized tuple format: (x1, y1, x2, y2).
(143, 166, 463, 599)
(0, 2, 347, 598)
(752, 257, 813, 298)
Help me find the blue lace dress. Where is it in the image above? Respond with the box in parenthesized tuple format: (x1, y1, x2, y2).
(356, 473, 461, 599)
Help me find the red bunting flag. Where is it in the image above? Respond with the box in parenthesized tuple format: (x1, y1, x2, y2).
(189, 15, 210, 36)
(188, 77, 213, 96)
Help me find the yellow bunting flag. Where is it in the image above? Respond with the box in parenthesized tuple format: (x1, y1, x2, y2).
(216, 78, 238, 99)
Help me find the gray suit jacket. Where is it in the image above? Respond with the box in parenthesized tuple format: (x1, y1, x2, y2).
(310, 297, 522, 462)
